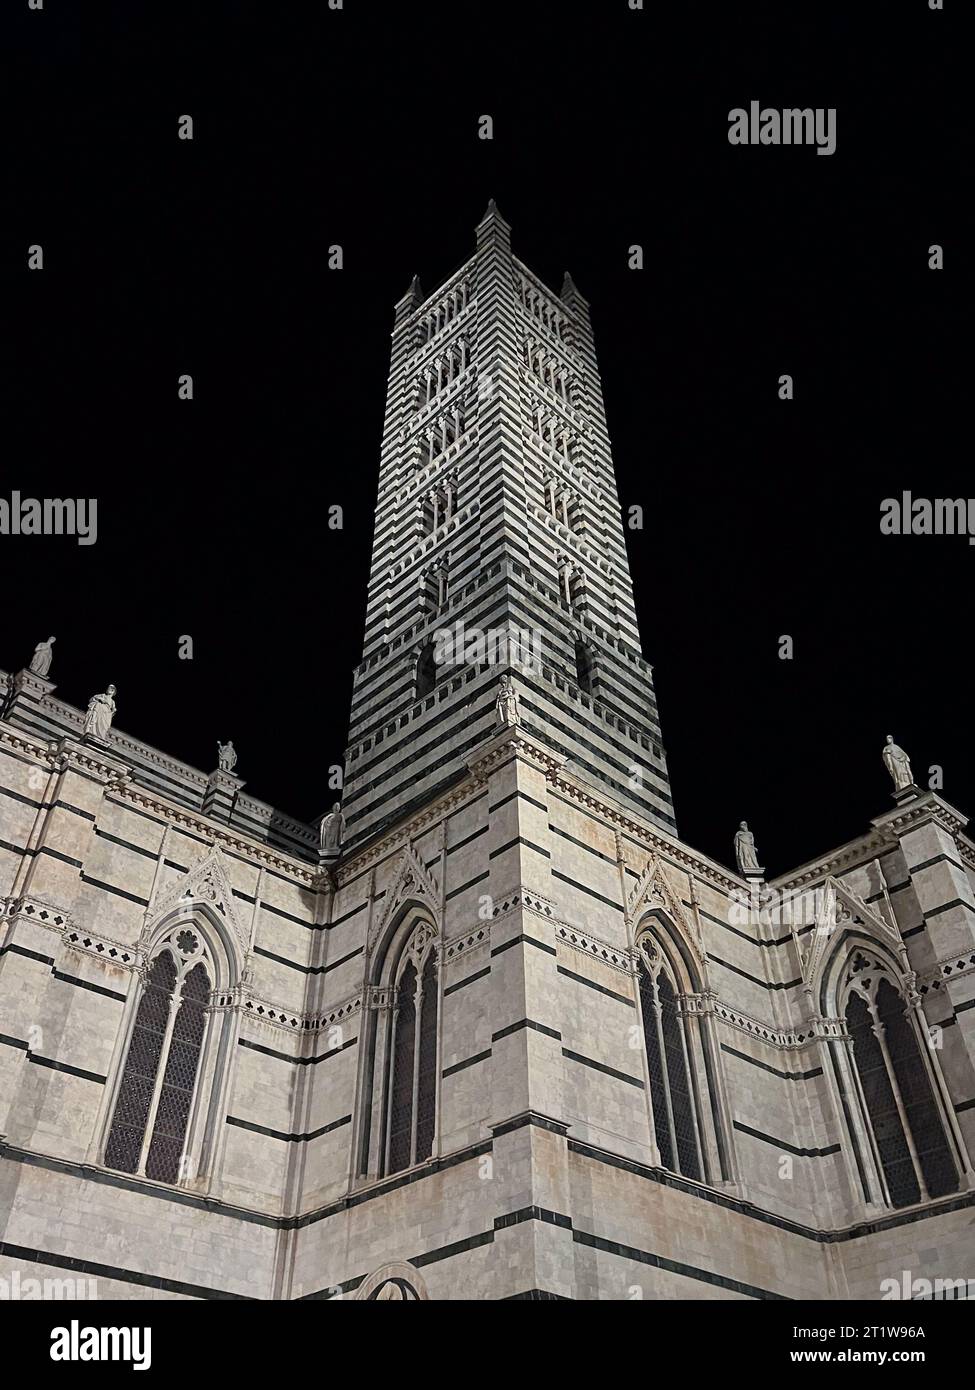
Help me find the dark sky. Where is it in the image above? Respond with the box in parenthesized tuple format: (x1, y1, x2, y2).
(6, 1, 968, 876)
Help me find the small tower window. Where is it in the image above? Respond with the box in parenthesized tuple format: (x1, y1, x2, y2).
(416, 641, 438, 698)
(575, 639, 595, 694)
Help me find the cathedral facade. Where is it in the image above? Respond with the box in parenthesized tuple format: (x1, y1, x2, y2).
(1, 204, 973, 1301)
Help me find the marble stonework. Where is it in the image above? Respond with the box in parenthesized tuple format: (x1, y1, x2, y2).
(1, 210, 972, 1301)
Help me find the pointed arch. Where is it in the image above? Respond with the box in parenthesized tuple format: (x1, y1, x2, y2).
(102, 887, 244, 1189)
(801, 875, 906, 1006)
(144, 848, 248, 989)
(353, 1263, 430, 1301)
(368, 843, 440, 961)
(626, 857, 708, 984)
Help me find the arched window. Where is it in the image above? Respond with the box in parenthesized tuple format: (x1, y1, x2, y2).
(105, 928, 213, 1185)
(843, 954, 959, 1208)
(637, 933, 704, 1181)
(846, 991, 919, 1207)
(358, 915, 440, 1180)
(146, 961, 209, 1183)
(386, 941, 439, 1175)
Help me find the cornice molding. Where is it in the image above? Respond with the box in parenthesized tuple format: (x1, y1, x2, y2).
(335, 780, 484, 885)
(874, 795, 970, 839)
(775, 795, 973, 893)
(111, 783, 319, 884)
(771, 829, 897, 892)
(546, 765, 742, 894)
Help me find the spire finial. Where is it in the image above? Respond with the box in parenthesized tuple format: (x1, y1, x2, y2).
(560, 270, 588, 307)
(475, 198, 511, 246)
(397, 274, 423, 306)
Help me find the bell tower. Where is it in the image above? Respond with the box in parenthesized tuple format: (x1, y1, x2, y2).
(341, 202, 676, 848)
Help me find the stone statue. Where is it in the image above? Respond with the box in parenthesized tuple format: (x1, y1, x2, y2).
(84, 684, 117, 741)
(321, 802, 345, 854)
(734, 821, 762, 876)
(217, 740, 237, 773)
(29, 636, 56, 678)
(883, 735, 914, 792)
(495, 674, 519, 727)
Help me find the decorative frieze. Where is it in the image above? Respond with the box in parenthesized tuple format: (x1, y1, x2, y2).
(554, 922, 631, 974)
(917, 948, 975, 995)
(63, 928, 138, 970)
(713, 1002, 847, 1050)
(2, 893, 72, 933)
(442, 927, 489, 963)
(241, 988, 363, 1035)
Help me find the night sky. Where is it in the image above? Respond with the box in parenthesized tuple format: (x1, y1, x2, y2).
(7, 1, 968, 876)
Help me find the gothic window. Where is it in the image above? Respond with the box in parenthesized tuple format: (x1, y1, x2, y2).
(844, 963, 959, 1208)
(419, 293, 461, 346)
(420, 346, 464, 405)
(549, 487, 580, 532)
(387, 960, 417, 1173)
(414, 952, 439, 1161)
(146, 962, 209, 1183)
(637, 936, 704, 1182)
(104, 952, 175, 1176)
(425, 406, 465, 463)
(418, 559, 448, 617)
(557, 556, 584, 610)
(658, 973, 701, 1179)
(384, 926, 439, 1176)
(846, 992, 919, 1207)
(105, 931, 213, 1185)
(421, 479, 457, 537)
